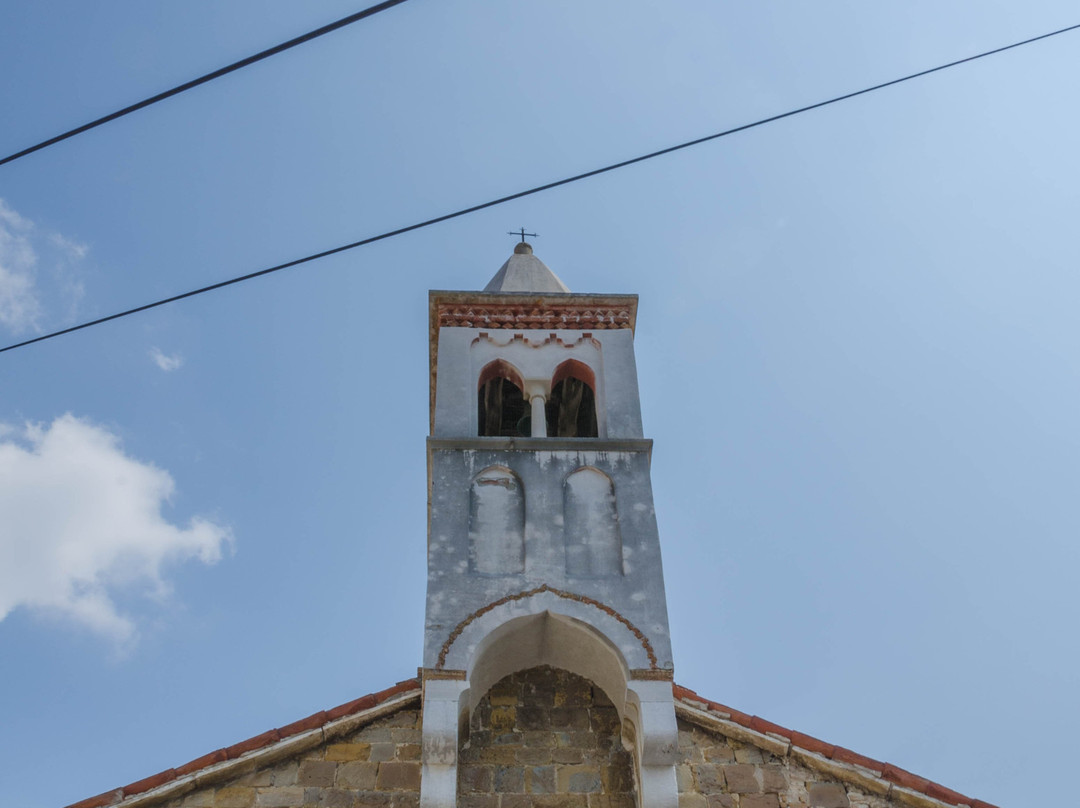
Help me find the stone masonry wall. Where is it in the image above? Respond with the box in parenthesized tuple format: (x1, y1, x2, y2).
(676, 718, 902, 808)
(458, 666, 637, 808)
(162, 709, 422, 808)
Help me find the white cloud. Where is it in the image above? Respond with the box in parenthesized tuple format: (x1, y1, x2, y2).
(0, 415, 230, 645)
(0, 198, 89, 335)
(0, 198, 43, 333)
(150, 347, 183, 372)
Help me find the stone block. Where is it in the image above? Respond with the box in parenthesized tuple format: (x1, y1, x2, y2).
(390, 728, 422, 744)
(494, 732, 524, 745)
(761, 766, 787, 793)
(369, 743, 396, 762)
(554, 677, 592, 707)
(809, 783, 850, 808)
(721, 764, 759, 794)
(272, 762, 299, 786)
(675, 765, 694, 793)
(677, 795, 707, 808)
(356, 727, 392, 743)
(554, 731, 593, 748)
(529, 796, 588, 808)
(589, 707, 620, 734)
(254, 788, 305, 808)
(353, 792, 393, 807)
(559, 765, 602, 794)
(494, 765, 525, 793)
(337, 762, 378, 790)
(376, 762, 420, 791)
(326, 744, 371, 762)
(693, 763, 725, 793)
(382, 711, 419, 728)
(527, 765, 556, 794)
(706, 797, 735, 808)
(459, 764, 493, 793)
(740, 796, 780, 808)
(551, 747, 585, 764)
(734, 747, 764, 765)
(458, 796, 498, 808)
(298, 760, 336, 788)
(397, 743, 421, 761)
(516, 746, 552, 765)
(517, 707, 551, 730)
(181, 791, 214, 808)
(474, 745, 517, 764)
(703, 745, 734, 763)
(214, 787, 255, 808)
(523, 731, 556, 749)
(588, 795, 635, 808)
(391, 795, 418, 808)
(491, 706, 517, 733)
(234, 770, 274, 788)
(550, 707, 591, 730)
(318, 789, 357, 808)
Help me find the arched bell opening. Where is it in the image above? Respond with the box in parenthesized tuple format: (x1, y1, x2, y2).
(546, 359, 599, 438)
(478, 359, 529, 437)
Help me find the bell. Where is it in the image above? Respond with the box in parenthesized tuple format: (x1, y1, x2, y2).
(515, 414, 531, 437)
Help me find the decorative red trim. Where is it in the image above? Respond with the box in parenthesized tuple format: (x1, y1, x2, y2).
(435, 583, 659, 670)
(439, 302, 633, 331)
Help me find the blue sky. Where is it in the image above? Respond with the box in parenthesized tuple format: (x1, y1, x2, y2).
(1, 2, 1077, 806)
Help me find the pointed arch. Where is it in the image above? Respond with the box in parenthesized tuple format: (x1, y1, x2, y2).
(477, 359, 528, 437)
(546, 358, 599, 438)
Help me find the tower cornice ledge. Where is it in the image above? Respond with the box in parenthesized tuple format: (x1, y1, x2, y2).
(426, 436, 653, 455)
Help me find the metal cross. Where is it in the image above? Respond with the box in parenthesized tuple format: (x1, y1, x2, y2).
(507, 227, 538, 243)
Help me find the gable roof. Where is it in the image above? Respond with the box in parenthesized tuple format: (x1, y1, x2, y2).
(65, 679, 997, 808)
(66, 678, 421, 808)
(672, 684, 998, 808)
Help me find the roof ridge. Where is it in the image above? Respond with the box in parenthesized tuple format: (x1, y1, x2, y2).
(66, 678, 421, 808)
(673, 685, 999, 808)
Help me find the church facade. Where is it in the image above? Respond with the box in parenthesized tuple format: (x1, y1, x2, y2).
(68, 245, 996, 808)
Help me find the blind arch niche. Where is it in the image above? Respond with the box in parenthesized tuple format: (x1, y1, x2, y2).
(564, 467, 622, 577)
(468, 466, 525, 575)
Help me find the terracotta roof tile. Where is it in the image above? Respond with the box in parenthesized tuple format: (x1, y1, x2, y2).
(63, 677, 420, 808)
(674, 687, 998, 808)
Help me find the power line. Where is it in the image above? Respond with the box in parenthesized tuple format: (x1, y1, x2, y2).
(3, 20, 1078, 356)
(0, 0, 412, 168)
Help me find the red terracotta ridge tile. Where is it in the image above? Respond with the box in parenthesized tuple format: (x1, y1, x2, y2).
(831, 745, 884, 772)
(65, 789, 123, 808)
(374, 679, 420, 703)
(750, 715, 791, 738)
(122, 770, 177, 797)
(923, 780, 973, 806)
(226, 729, 280, 759)
(788, 730, 835, 758)
(328, 694, 378, 720)
(672, 684, 700, 700)
(175, 749, 228, 776)
(278, 710, 328, 738)
(883, 763, 929, 792)
(716, 705, 752, 726)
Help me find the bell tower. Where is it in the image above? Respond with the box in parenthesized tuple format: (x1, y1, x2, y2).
(420, 243, 680, 808)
